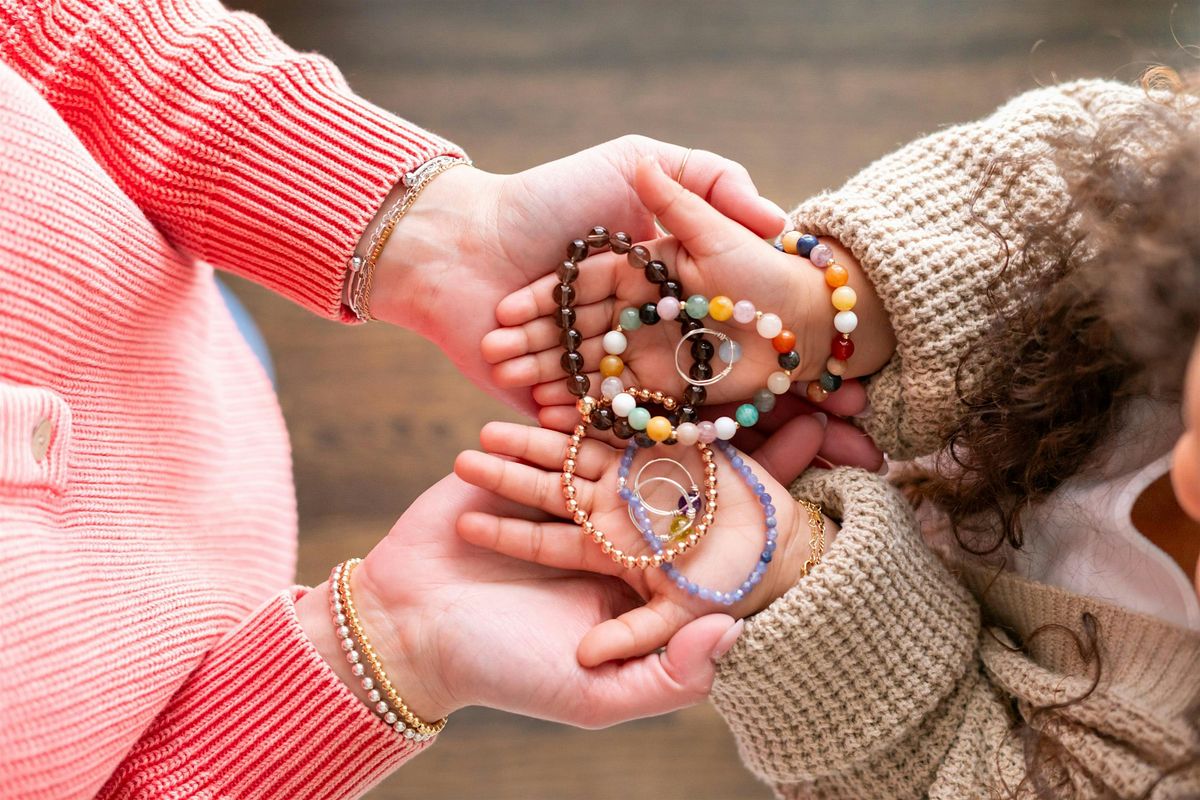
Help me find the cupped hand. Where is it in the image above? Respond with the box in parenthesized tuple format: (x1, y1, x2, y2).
(453, 422, 838, 668)
(298, 475, 743, 727)
(368, 139, 787, 414)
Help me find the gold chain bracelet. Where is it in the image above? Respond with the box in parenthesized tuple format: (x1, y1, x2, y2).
(798, 500, 826, 577)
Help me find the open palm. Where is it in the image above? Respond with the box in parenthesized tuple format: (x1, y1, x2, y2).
(356, 474, 737, 726)
(453, 422, 828, 667)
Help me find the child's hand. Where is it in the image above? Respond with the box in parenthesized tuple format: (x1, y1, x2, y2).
(481, 159, 894, 419)
(453, 421, 838, 666)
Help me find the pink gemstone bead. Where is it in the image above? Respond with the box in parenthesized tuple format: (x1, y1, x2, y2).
(732, 300, 756, 324)
(656, 296, 681, 321)
(809, 243, 833, 267)
(696, 420, 718, 444)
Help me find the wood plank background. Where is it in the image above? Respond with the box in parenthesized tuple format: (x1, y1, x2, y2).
(221, 1, 1191, 797)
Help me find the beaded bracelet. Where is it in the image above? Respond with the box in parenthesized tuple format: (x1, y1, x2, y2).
(329, 559, 445, 740)
(343, 155, 471, 322)
(797, 499, 827, 577)
(568, 392, 717, 569)
(777, 232, 856, 403)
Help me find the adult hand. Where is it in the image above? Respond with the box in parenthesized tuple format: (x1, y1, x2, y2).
(295, 475, 742, 726)
(368, 139, 787, 414)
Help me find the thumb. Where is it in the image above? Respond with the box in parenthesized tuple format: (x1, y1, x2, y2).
(660, 614, 745, 690)
(634, 158, 766, 258)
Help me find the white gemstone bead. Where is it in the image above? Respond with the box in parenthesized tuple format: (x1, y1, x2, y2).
(756, 313, 783, 339)
(714, 416, 738, 440)
(367, 689, 381, 703)
(346, 651, 360, 664)
(340, 637, 355, 652)
(385, 712, 398, 725)
(375, 701, 389, 714)
(336, 625, 350, 639)
(611, 392, 636, 417)
(393, 721, 407, 733)
(717, 338, 742, 364)
(767, 371, 792, 394)
(601, 376, 624, 400)
(674, 422, 700, 446)
(361, 677, 374, 691)
(405, 729, 416, 739)
(834, 310, 858, 334)
(602, 330, 628, 355)
(335, 613, 346, 626)
(351, 663, 366, 677)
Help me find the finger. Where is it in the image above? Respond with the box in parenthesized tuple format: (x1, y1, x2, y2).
(634, 158, 767, 260)
(454, 450, 596, 516)
(495, 251, 624, 327)
(750, 414, 826, 486)
(491, 332, 607, 389)
(538, 404, 582, 433)
(651, 146, 786, 239)
(456, 511, 626, 579)
(479, 421, 614, 481)
(818, 415, 885, 472)
(531, 358, 646, 408)
(482, 300, 616, 365)
(578, 614, 742, 727)
(577, 596, 695, 667)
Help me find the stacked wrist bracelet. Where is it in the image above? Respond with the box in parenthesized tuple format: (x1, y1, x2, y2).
(328, 559, 445, 740)
(343, 155, 471, 322)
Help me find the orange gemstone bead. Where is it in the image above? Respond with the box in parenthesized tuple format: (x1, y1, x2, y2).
(806, 382, 829, 403)
(646, 416, 673, 442)
(772, 330, 796, 353)
(599, 355, 624, 377)
(780, 231, 803, 255)
(708, 295, 734, 322)
(824, 264, 849, 288)
(831, 286, 857, 311)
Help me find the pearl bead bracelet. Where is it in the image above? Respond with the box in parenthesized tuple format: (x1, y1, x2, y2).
(328, 559, 445, 740)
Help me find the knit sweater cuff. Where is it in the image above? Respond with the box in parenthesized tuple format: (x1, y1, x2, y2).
(709, 468, 979, 785)
(790, 80, 1157, 459)
(101, 589, 424, 798)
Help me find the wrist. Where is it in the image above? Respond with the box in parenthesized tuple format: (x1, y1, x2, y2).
(294, 570, 457, 723)
(369, 164, 503, 335)
(765, 506, 840, 606)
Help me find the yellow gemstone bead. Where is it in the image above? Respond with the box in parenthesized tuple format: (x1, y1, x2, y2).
(669, 514, 692, 539)
(780, 231, 803, 255)
(831, 286, 857, 311)
(646, 416, 673, 442)
(708, 295, 734, 322)
(824, 263, 849, 288)
(599, 355, 624, 377)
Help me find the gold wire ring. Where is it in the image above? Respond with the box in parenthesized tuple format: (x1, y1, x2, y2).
(675, 148, 694, 184)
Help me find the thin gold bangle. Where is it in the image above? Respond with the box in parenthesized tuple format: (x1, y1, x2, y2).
(336, 559, 448, 738)
(798, 500, 826, 577)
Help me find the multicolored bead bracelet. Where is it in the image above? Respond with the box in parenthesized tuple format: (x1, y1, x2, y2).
(777, 231, 856, 403)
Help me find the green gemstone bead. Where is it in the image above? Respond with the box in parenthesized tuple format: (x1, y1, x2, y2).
(627, 407, 651, 430)
(669, 515, 692, 539)
(735, 403, 760, 427)
(685, 294, 709, 319)
(619, 307, 642, 330)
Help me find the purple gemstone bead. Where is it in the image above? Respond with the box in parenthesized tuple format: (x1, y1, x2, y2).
(809, 243, 833, 267)
(732, 300, 756, 324)
(656, 295, 681, 321)
(697, 421, 718, 443)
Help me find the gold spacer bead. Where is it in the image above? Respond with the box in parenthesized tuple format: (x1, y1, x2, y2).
(651, 554, 664, 568)
(565, 458, 576, 472)
(566, 498, 579, 512)
(573, 510, 587, 524)
(582, 520, 595, 535)
(637, 555, 650, 569)
(651, 391, 664, 404)
(663, 397, 677, 410)
(702, 513, 715, 525)
(563, 485, 576, 499)
(600, 540, 613, 554)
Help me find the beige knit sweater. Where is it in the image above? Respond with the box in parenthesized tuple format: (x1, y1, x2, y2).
(711, 80, 1200, 799)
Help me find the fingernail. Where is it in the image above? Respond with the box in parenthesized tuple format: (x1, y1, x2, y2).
(711, 619, 745, 660)
(811, 412, 828, 429)
(877, 460, 890, 476)
(813, 456, 836, 470)
(758, 196, 788, 221)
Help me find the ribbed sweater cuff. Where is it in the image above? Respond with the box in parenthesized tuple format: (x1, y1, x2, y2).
(709, 468, 980, 785)
(100, 589, 425, 799)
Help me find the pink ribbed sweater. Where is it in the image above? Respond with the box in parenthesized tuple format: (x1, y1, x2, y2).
(0, 1, 463, 797)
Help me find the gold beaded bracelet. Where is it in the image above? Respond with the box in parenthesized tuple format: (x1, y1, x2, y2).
(343, 155, 471, 321)
(797, 500, 826, 577)
(330, 559, 447, 739)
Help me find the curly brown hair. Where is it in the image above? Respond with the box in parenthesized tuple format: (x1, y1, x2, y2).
(902, 68, 1200, 556)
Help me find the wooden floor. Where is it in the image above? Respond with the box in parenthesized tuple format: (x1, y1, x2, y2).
(223, 1, 1187, 797)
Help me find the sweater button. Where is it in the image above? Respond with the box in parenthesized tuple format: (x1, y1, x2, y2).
(30, 418, 51, 463)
